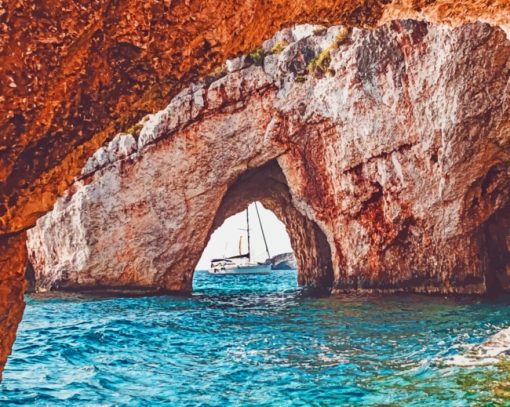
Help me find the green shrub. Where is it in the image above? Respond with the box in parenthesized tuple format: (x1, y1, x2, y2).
(270, 40, 289, 54)
(126, 114, 153, 138)
(307, 26, 349, 76)
(308, 49, 332, 75)
(247, 47, 266, 66)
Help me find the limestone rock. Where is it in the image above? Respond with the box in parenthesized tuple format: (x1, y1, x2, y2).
(1, 0, 509, 236)
(271, 253, 297, 270)
(26, 22, 510, 296)
(0, 234, 27, 381)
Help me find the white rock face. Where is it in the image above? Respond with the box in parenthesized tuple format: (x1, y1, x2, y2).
(27, 21, 510, 294)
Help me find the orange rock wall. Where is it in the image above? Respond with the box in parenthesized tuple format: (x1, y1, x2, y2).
(1, 0, 509, 234)
(0, 233, 26, 380)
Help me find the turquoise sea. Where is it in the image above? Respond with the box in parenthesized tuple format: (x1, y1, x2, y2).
(2, 269, 510, 405)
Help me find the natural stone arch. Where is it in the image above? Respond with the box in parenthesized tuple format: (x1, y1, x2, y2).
(26, 20, 510, 297)
(27, 161, 334, 295)
(206, 160, 333, 292)
(1, 20, 509, 379)
(25, 93, 336, 294)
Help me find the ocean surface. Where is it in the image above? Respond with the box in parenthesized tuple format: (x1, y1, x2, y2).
(2, 269, 510, 406)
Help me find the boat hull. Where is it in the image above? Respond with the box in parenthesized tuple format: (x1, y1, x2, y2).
(208, 264, 271, 276)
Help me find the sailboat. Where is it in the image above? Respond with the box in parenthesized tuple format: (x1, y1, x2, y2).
(208, 203, 272, 275)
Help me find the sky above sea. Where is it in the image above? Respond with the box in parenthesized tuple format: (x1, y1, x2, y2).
(197, 202, 292, 269)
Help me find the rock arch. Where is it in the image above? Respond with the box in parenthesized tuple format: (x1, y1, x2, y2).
(1, 19, 509, 378)
(26, 21, 510, 297)
(206, 160, 334, 292)
(28, 158, 334, 295)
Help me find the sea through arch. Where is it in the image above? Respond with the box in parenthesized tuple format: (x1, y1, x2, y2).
(196, 201, 292, 272)
(192, 200, 298, 293)
(194, 160, 335, 293)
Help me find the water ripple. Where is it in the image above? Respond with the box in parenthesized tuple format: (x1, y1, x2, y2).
(2, 270, 510, 405)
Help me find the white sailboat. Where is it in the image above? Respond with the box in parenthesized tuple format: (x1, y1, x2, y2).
(208, 203, 272, 275)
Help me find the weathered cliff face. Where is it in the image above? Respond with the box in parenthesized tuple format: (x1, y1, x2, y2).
(1, 1, 510, 237)
(1, 1, 510, 379)
(26, 21, 510, 296)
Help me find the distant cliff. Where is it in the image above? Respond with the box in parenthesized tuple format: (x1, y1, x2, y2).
(271, 253, 297, 270)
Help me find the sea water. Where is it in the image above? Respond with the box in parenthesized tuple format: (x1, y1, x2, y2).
(2, 270, 510, 406)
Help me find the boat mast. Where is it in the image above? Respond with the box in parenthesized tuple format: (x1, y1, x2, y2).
(246, 207, 251, 261)
(255, 202, 271, 260)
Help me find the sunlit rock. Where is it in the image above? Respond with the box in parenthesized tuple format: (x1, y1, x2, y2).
(271, 253, 297, 270)
(26, 21, 510, 296)
(446, 328, 510, 367)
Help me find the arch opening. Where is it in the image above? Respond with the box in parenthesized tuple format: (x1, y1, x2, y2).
(192, 202, 297, 292)
(191, 160, 334, 294)
(196, 202, 292, 270)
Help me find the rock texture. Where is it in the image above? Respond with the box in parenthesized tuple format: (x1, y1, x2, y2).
(27, 21, 510, 296)
(271, 253, 298, 270)
(0, 233, 26, 380)
(1, 0, 510, 380)
(1, 1, 510, 237)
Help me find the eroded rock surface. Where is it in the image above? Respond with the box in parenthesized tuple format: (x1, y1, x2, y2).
(2, 1, 509, 237)
(26, 21, 510, 295)
(0, 233, 26, 380)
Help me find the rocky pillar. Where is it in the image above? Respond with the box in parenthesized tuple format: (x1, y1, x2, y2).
(0, 233, 27, 380)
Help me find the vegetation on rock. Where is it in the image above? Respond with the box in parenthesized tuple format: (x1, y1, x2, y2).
(247, 47, 266, 66)
(270, 40, 289, 54)
(308, 26, 350, 75)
